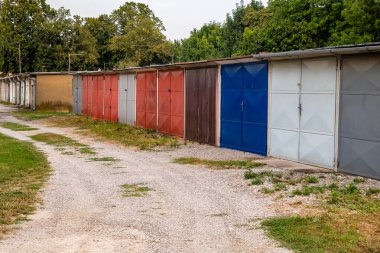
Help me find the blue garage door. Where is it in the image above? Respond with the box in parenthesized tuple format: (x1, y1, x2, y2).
(221, 62, 268, 155)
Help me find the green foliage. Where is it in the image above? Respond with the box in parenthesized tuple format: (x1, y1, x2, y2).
(175, 0, 380, 61)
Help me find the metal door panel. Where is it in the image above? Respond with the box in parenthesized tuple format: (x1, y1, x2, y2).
(340, 95, 380, 141)
(185, 69, 200, 142)
(77, 77, 82, 115)
(118, 74, 128, 124)
(97, 76, 104, 120)
(302, 58, 336, 92)
(300, 132, 335, 167)
(158, 71, 171, 134)
(339, 137, 380, 179)
(270, 129, 299, 161)
(270, 93, 299, 130)
(271, 61, 301, 91)
(339, 55, 380, 179)
(221, 90, 242, 149)
(126, 74, 136, 125)
(170, 70, 184, 137)
(342, 56, 380, 93)
(104, 76, 112, 121)
(300, 94, 335, 134)
(221, 65, 243, 90)
(136, 73, 146, 128)
(242, 124, 267, 155)
(73, 76, 78, 114)
(111, 75, 118, 122)
(146, 72, 157, 130)
(91, 77, 98, 119)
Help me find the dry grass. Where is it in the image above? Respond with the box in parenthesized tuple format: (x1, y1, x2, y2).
(0, 133, 50, 238)
(1, 122, 38, 131)
(13, 110, 69, 121)
(47, 115, 179, 150)
(121, 183, 152, 198)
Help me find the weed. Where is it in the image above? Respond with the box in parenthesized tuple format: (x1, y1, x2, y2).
(0, 133, 50, 237)
(304, 176, 319, 184)
(274, 183, 287, 192)
(366, 188, 380, 196)
(291, 186, 325, 196)
(0, 122, 38, 131)
(175, 157, 265, 170)
(121, 183, 152, 198)
(261, 187, 275, 194)
(352, 178, 366, 184)
(79, 147, 96, 155)
(62, 151, 74, 155)
(252, 178, 264, 185)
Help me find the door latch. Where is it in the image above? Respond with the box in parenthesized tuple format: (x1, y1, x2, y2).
(298, 103, 303, 115)
(240, 101, 244, 111)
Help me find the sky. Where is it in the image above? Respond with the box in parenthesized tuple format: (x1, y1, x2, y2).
(46, 0, 268, 41)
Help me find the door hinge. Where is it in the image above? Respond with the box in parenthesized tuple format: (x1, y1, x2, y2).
(240, 101, 244, 111)
(298, 103, 302, 116)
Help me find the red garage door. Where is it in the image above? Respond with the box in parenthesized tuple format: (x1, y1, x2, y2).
(158, 70, 184, 137)
(136, 71, 157, 129)
(104, 74, 118, 122)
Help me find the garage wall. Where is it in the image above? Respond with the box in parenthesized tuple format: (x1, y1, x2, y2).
(104, 74, 119, 122)
(269, 58, 337, 168)
(36, 75, 73, 110)
(185, 67, 217, 145)
(339, 54, 380, 179)
(73, 75, 83, 115)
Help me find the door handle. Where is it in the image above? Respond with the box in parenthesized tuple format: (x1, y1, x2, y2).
(240, 101, 244, 111)
(298, 103, 302, 116)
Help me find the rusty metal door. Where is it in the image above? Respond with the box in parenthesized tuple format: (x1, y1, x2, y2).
(136, 72, 157, 129)
(158, 70, 184, 137)
(185, 67, 217, 145)
(104, 75, 118, 122)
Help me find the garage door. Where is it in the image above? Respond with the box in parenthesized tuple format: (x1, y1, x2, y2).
(158, 70, 184, 137)
(119, 74, 136, 125)
(104, 75, 118, 122)
(270, 58, 337, 168)
(221, 62, 268, 155)
(339, 55, 380, 179)
(73, 75, 82, 115)
(136, 72, 157, 130)
(185, 67, 217, 145)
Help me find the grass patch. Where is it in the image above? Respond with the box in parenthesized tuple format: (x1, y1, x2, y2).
(31, 133, 96, 155)
(121, 183, 152, 198)
(0, 101, 14, 106)
(31, 133, 86, 148)
(47, 115, 178, 150)
(13, 110, 69, 121)
(0, 133, 50, 237)
(89, 157, 120, 162)
(291, 186, 325, 196)
(262, 216, 364, 253)
(174, 157, 264, 170)
(1, 122, 38, 131)
(304, 176, 319, 184)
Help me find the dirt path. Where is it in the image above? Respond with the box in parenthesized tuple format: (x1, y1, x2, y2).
(0, 105, 290, 253)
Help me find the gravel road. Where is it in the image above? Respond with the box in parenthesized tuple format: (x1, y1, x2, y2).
(0, 105, 290, 253)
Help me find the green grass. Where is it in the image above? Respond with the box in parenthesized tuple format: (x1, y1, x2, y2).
(47, 115, 178, 150)
(262, 216, 362, 253)
(1, 122, 38, 131)
(88, 157, 120, 162)
(13, 110, 69, 121)
(78, 147, 96, 155)
(174, 157, 265, 170)
(304, 176, 319, 184)
(121, 183, 152, 198)
(0, 133, 50, 237)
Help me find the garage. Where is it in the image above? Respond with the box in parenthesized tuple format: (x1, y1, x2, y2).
(136, 71, 157, 130)
(269, 58, 337, 168)
(221, 62, 268, 155)
(118, 73, 136, 125)
(82, 75, 91, 116)
(73, 75, 82, 115)
(158, 70, 184, 137)
(339, 54, 380, 179)
(185, 67, 217, 145)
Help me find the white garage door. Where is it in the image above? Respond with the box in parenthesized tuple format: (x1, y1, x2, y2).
(270, 58, 337, 168)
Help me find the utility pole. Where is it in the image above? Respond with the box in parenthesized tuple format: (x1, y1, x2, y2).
(18, 43, 21, 74)
(68, 53, 83, 72)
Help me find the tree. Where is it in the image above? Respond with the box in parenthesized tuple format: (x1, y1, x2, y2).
(109, 2, 171, 67)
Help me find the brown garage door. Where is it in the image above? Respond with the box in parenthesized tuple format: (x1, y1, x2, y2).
(185, 67, 217, 145)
